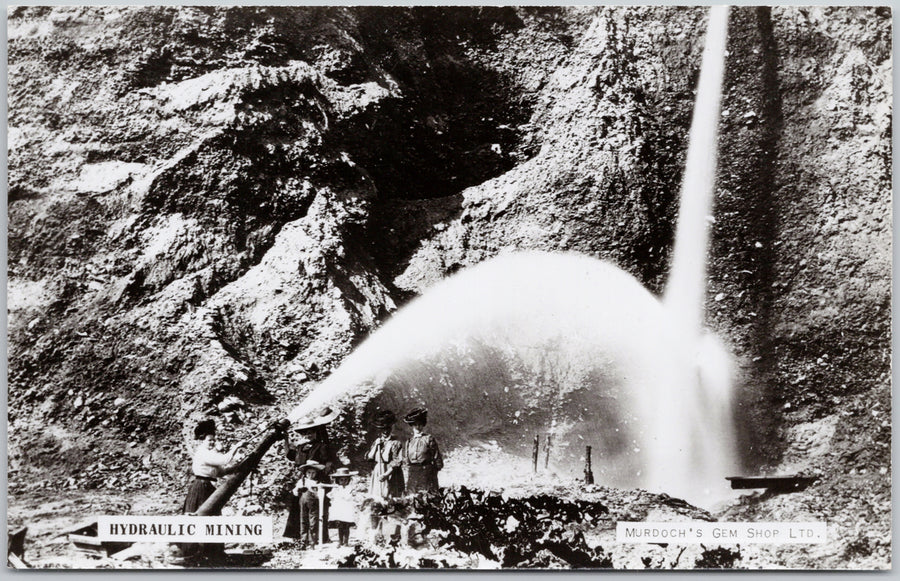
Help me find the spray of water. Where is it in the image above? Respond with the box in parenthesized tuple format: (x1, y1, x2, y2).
(287, 6, 736, 504)
(665, 5, 729, 338)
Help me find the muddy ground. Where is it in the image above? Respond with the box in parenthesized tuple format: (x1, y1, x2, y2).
(7, 440, 890, 570)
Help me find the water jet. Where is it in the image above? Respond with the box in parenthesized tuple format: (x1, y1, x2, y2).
(287, 6, 736, 505)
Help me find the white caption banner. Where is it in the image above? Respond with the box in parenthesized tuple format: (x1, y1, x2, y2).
(617, 522, 826, 544)
(97, 516, 273, 543)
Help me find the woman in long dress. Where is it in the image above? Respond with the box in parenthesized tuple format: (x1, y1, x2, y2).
(181, 419, 244, 563)
(402, 408, 443, 494)
(183, 419, 245, 512)
(365, 410, 405, 500)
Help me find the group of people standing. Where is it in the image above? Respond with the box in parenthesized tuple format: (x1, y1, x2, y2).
(367, 407, 443, 500)
(181, 405, 444, 556)
(281, 406, 443, 547)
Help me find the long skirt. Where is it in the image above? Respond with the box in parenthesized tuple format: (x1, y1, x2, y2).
(406, 464, 439, 494)
(183, 477, 216, 514)
(180, 476, 225, 564)
(369, 464, 405, 501)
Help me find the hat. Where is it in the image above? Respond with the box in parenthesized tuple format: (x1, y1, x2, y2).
(194, 419, 216, 440)
(298, 460, 325, 472)
(331, 467, 359, 480)
(293, 407, 339, 432)
(403, 407, 428, 425)
(373, 410, 396, 429)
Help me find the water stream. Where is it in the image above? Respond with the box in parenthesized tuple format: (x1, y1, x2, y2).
(288, 7, 736, 505)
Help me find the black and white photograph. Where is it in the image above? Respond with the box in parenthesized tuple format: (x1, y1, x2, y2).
(5, 4, 892, 570)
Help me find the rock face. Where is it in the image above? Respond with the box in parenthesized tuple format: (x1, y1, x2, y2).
(6, 6, 891, 568)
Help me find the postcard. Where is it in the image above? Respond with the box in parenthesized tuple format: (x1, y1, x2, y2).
(6, 4, 892, 570)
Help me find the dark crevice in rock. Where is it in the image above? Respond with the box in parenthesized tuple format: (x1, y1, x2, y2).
(710, 6, 785, 471)
(365, 195, 464, 299)
(737, 6, 785, 468)
(329, 9, 536, 201)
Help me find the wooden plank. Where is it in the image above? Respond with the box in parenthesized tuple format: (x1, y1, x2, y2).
(69, 533, 104, 548)
(110, 544, 144, 561)
(8, 553, 29, 569)
(69, 533, 131, 558)
(725, 475, 817, 490)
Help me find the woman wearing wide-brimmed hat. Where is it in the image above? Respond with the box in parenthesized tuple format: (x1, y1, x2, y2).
(365, 410, 405, 500)
(402, 407, 443, 494)
(282, 407, 340, 542)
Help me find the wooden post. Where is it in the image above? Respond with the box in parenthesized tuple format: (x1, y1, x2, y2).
(544, 433, 552, 469)
(317, 485, 326, 546)
(584, 445, 594, 484)
(314, 483, 336, 545)
(532, 435, 539, 473)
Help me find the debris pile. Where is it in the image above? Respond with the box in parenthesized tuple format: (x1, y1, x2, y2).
(330, 487, 615, 569)
(692, 546, 742, 569)
(417, 487, 613, 568)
